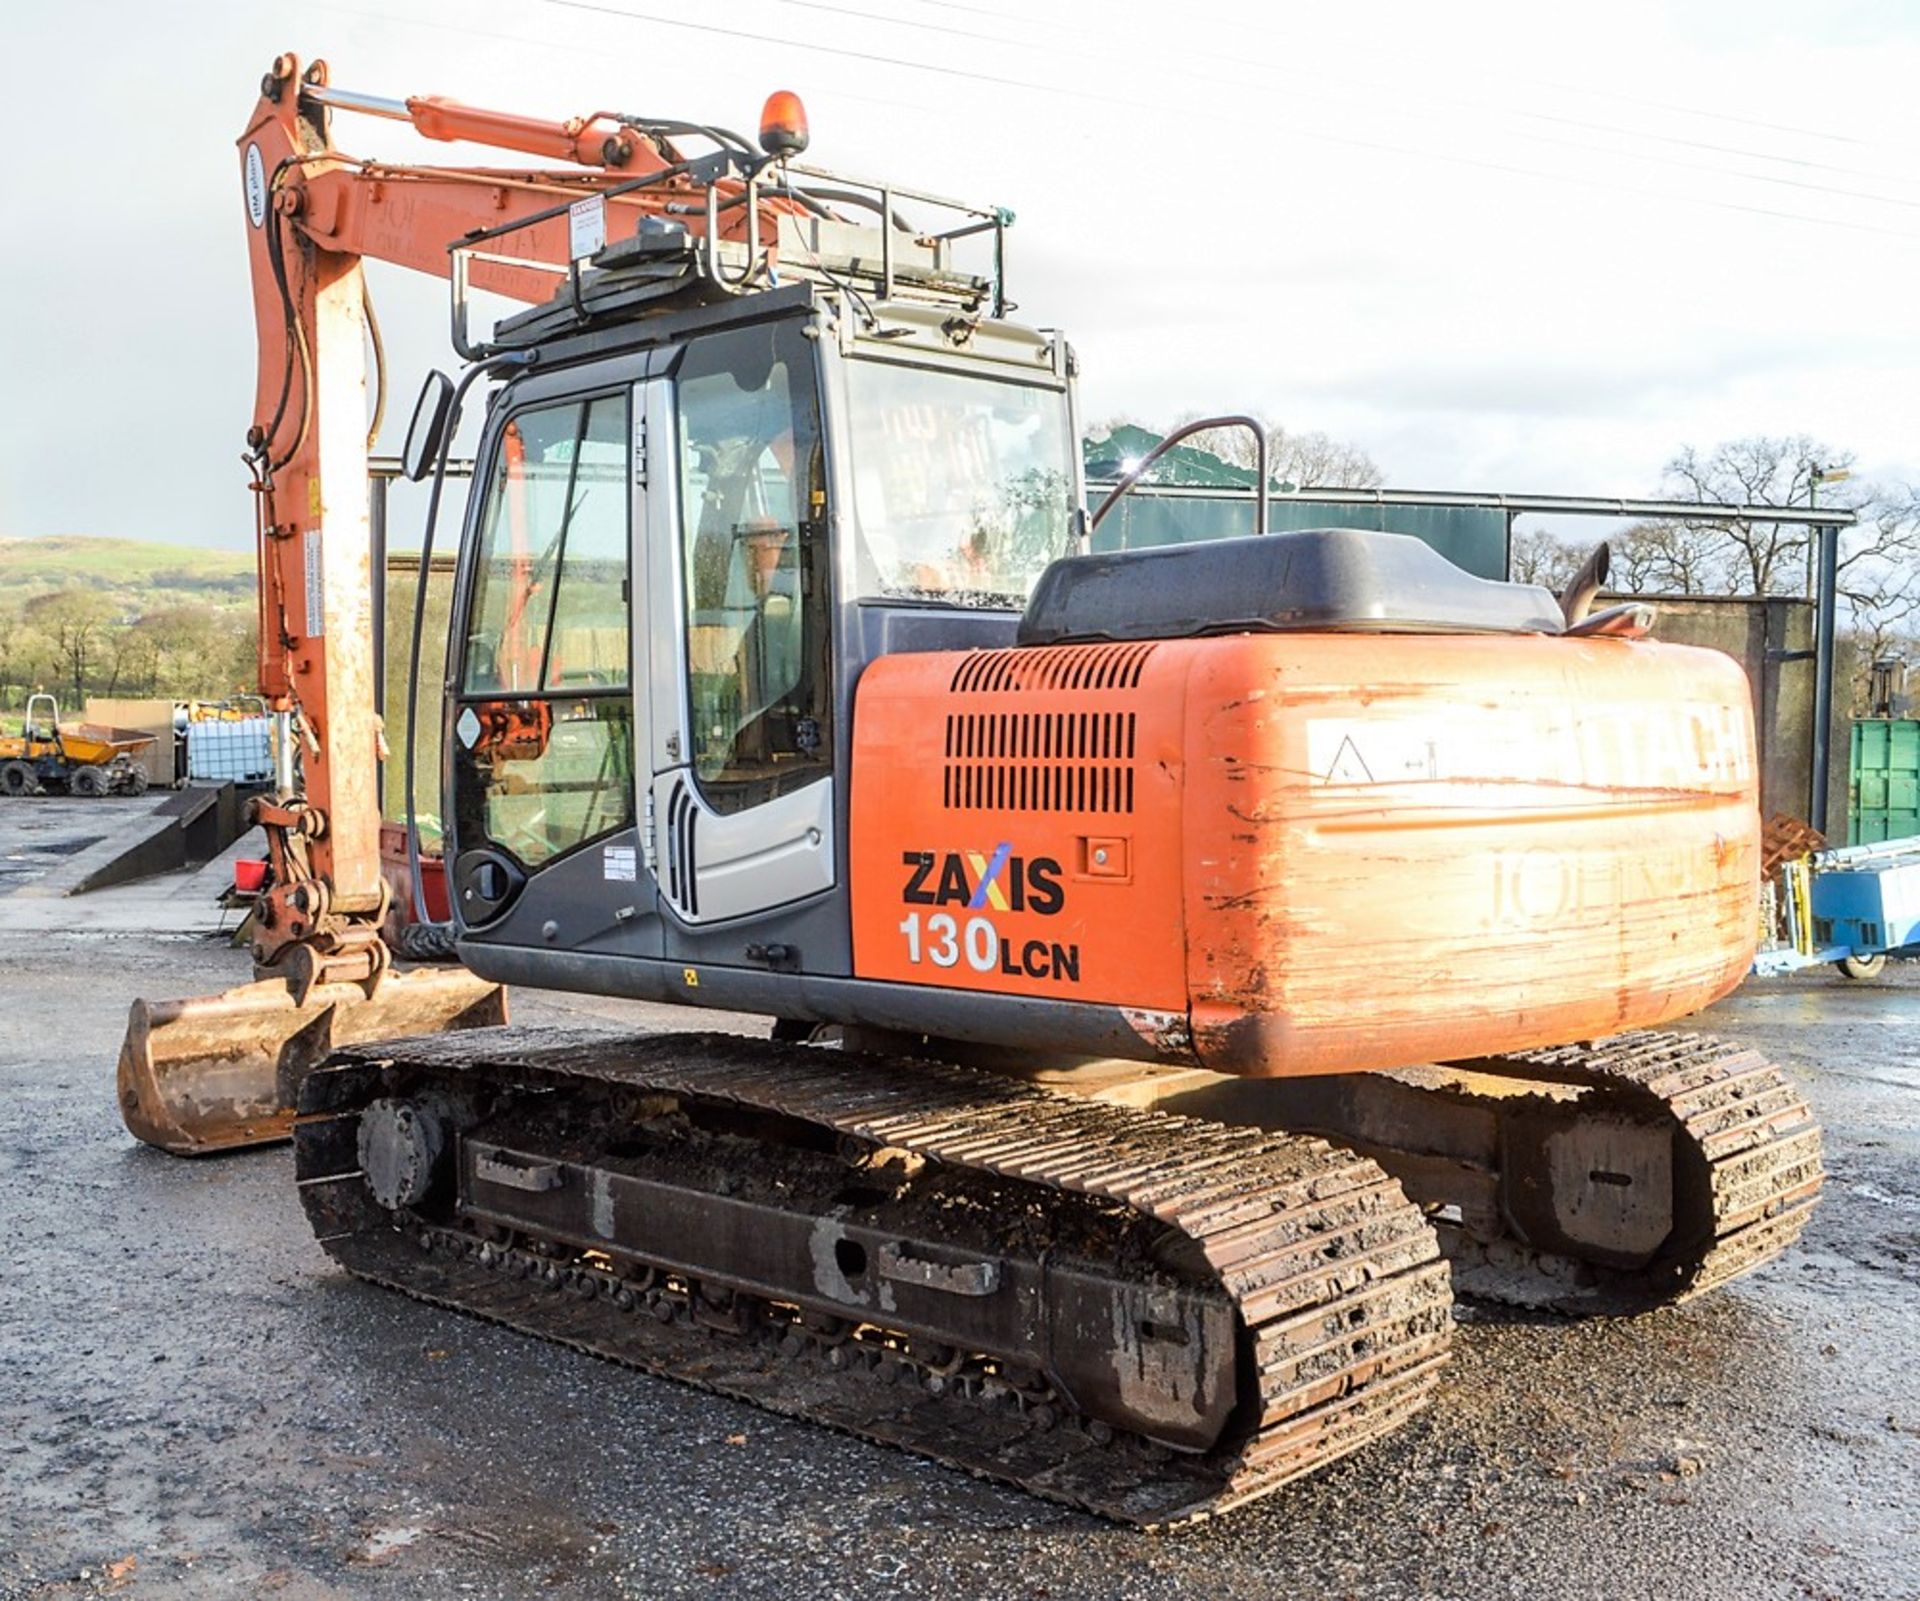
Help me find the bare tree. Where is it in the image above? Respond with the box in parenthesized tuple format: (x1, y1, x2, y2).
(1663, 436, 1920, 658)
(1603, 519, 1722, 595)
(1653, 436, 1920, 722)
(1269, 428, 1387, 490)
(1169, 414, 1386, 489)
(1661, 435, 1871, 596)
(1836, 486, 1920, 675)
(1605, 523, 1668, 593)
(1508, 528, 1582, 588)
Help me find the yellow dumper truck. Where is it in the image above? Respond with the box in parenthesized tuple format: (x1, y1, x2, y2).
(0, 694, 154, 797)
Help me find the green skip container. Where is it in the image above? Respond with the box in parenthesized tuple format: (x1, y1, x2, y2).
(1849, 718, 1920, 844)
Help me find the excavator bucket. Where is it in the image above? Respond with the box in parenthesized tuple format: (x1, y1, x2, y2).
(118, 967, 508, 1156)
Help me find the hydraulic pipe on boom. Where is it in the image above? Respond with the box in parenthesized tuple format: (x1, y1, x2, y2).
(117, 52, 806, 1153)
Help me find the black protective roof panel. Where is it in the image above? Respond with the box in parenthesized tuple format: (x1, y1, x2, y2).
(1017, 528, 1565, 645)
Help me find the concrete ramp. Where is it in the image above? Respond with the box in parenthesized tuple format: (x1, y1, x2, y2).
(1, 787, 245, 902)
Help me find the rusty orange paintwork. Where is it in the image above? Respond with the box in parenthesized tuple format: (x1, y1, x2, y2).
(403, 96, 643, 168)
(849, 633, 1759, 1077)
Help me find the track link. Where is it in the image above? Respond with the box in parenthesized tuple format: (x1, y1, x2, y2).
(1437, 1030, 1825, 1313)
(294, 1028, 1452, 1527)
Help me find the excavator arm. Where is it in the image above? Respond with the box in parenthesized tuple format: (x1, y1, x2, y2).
(119, 52, 806, 1152)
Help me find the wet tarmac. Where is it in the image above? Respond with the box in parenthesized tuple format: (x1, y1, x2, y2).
(1, 822, 1916, 1599)
(0, 802, 110, 895)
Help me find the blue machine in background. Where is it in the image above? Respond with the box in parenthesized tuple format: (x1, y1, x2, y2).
(1754, 836, 1920, 979)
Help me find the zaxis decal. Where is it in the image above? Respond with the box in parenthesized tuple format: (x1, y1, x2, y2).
(899, 847, 1065, 915)
(897, 847, 1080, 983)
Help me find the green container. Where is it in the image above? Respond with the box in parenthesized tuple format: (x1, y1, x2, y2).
(1087, 487, 1510, 582)
(1849, 718, 1920, 844)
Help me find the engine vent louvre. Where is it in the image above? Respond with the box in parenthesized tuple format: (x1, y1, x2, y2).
(942, 711, 1137, 813)
(662, 778, 699, 917)
(949, 642, 1156, 695)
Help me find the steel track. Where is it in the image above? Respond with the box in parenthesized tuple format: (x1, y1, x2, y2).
(1433, 1030, 1825, 1313)
(294, 1028, 1453, 1528)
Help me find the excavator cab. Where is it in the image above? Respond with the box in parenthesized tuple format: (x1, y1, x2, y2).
(117, 55, 1067, 1154)
(438, 290, 1079, 984)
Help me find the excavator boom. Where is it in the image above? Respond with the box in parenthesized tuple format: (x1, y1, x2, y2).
(121, 53, 798, 1152)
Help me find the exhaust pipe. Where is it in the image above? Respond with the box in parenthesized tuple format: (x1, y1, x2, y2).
(1558, 541, 1612, 628)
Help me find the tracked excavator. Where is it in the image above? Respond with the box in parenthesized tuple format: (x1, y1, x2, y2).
(116, 54, 1823, 1526)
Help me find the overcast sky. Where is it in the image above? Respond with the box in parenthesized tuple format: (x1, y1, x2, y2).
(3, 0, 1917, 550)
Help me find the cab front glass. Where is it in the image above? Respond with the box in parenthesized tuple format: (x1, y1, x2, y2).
(841, 356, 1076, 609)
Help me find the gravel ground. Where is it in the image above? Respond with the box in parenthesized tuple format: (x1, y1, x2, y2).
(1, 817, 1916, 1600)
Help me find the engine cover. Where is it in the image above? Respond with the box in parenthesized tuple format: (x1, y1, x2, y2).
(848, 631, 1759, 1077)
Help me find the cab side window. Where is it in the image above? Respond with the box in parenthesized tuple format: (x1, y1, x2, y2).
(676, 322, 831, 814)
(464, 398, 629, 694)
(454, 393, 635, 870)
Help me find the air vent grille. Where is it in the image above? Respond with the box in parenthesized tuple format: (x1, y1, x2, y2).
(949, 642, 1156, 695)
(943, 710, 1137, 813)
(663, 778, 699, 917)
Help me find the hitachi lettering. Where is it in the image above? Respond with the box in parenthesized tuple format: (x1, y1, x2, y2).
(900, 848, 1065, 916)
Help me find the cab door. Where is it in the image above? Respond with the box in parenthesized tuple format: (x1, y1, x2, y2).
(643, 316, 837, 934)
(445, 370, 659, 956)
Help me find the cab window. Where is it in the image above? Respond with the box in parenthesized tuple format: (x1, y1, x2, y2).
(464, 397, 630, 693)
(676, 322, 831, 814)
(454, 392, 635, 870)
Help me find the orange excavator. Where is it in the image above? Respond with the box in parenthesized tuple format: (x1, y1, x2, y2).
(116, 53, 1822, 1525)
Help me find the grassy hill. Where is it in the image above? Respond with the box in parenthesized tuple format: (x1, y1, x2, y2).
(0, 537, 258, 715)
(0, 535, 254, 610)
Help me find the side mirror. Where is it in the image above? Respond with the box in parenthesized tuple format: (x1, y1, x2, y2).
(401, 370, 457, 483)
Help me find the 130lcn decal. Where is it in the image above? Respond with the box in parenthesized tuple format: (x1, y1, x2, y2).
(898, 847, 1081, 982)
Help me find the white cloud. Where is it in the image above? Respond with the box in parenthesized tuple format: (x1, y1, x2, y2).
(2, 0, 1916, 547)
